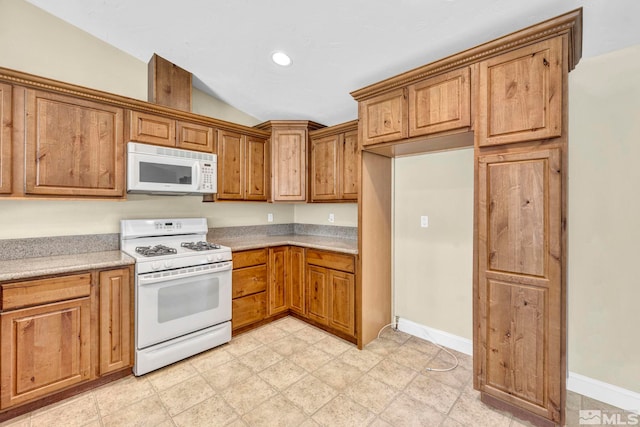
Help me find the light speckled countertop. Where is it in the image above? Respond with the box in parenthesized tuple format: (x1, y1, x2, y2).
(0, 251, 135, 282)
(0, 233, 356, 283)
(212, 234, 358, 255)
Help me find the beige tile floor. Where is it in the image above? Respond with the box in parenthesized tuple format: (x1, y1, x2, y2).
(0, 316, 631, 427)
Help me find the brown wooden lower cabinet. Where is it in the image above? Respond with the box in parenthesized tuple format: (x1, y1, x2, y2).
(231, 246, 356, 341)
(231, 248, 268, 331)
(98, 268, 132, 375)
(288, 247, 306, 315)
(0, 297, 92, 408)
(268, 246, 289, 316)
(306, 249, 356, 338)
(0, 267, 133, 412)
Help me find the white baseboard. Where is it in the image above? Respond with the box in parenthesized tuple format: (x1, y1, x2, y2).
(396, 317, 473, 355)
(395, 317, 640, 413)
(568, 372, 640, 413)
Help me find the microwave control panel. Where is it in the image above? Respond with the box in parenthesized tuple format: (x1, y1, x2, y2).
(200, 161, 216, 192)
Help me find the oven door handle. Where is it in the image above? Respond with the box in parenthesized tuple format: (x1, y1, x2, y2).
(138, 261, 232, 286)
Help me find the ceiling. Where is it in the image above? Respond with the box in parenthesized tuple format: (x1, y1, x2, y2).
(26, 0, 640, 126)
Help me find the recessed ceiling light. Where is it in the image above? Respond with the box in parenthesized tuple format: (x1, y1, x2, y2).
(271, 51, 292, 67)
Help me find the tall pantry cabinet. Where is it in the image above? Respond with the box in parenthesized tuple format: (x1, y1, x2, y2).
(351, 10, 582, 427)
(474, 36, 568, 426)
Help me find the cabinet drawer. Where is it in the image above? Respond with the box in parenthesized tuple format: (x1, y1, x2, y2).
(232, 249, 268, 269)
(232, 265, 267, 298)
(1, 274, 91, 310)
(306, 249, 355, 273)
(232, 292, 266, 330)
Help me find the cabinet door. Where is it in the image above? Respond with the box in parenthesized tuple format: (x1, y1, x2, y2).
(0, 83, 11, 194)
(340, 130, 359, 200)
(216, 129, 245, 200)
(310, 134, 339, 201)
(408, 67, 470, 137)
(329, 270, 355, 337)
(245, 136, 269, 201)
(99, 268, 132, 375)
(478, 38, 562, 146)
(306, 265, 329, 325)
(177, 121, 214, 152)
(129, 110, 175, 147)
(268, 246, 289, 316)
(1, 298, 91, 408)
(272, 127, 307, 201)
(476, 148, 562, 422)
(359, 88, 407, 146)
(289, 247, 306, 315)
(25, 91, 125, 197)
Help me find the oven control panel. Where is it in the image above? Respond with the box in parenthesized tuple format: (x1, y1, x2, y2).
(154, 221, 182, 231)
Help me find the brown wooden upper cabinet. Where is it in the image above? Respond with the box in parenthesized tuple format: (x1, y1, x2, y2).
(408, 67, 471, 137)
(256, 120, 324, 202)
(360, 88, 407, 146)
(478, 37, 562, 147)
(360, 68, 471, 147)
(309, 121, 358, 202)
(216, 129, 269, 201)
(0, 83, 11, 194)
(129, 110, 214, 152)
(25, 90, 125, 197)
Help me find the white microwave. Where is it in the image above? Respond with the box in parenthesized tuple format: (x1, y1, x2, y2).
(127, 142, 217, 195)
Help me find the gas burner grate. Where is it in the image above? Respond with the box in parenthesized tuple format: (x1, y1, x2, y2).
(135, 245, 178, 257)
(181, 241, 221, 251)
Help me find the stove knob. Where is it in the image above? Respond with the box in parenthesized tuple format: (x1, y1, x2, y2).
(164, 260, 173, 269)
(206, 255, 214, 263)
(151, 262, 161, 271)
(216, 254, 223, 261)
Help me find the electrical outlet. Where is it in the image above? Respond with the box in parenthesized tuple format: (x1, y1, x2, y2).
(267, 213, 273, 223)
(420, 215, 429, 228)
(328, 213, 335, 223)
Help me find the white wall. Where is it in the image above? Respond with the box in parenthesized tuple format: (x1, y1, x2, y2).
(0, 0, 356, 238)
(393, 149, 474, 339)
(294, 203, 357, 227)
(567, 44, 640, 393)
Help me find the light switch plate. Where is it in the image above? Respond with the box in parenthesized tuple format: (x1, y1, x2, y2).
(420, 215, 429, 228)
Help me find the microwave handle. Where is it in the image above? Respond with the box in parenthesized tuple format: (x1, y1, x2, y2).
(194, 161, 202, 190)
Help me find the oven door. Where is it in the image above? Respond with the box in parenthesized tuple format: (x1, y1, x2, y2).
(136, 261, 232, 349)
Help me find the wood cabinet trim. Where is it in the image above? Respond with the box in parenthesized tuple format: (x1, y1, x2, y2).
(0, 83, 11, 194)
(351, 8, 582, 101)
(0, 68, 269, 139)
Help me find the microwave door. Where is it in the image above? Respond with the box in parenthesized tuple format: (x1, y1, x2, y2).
(128, 152, 198, 194)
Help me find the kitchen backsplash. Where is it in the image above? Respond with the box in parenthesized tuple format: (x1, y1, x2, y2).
(0, 224, 357, 261)
(0, 233, 120, 261)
